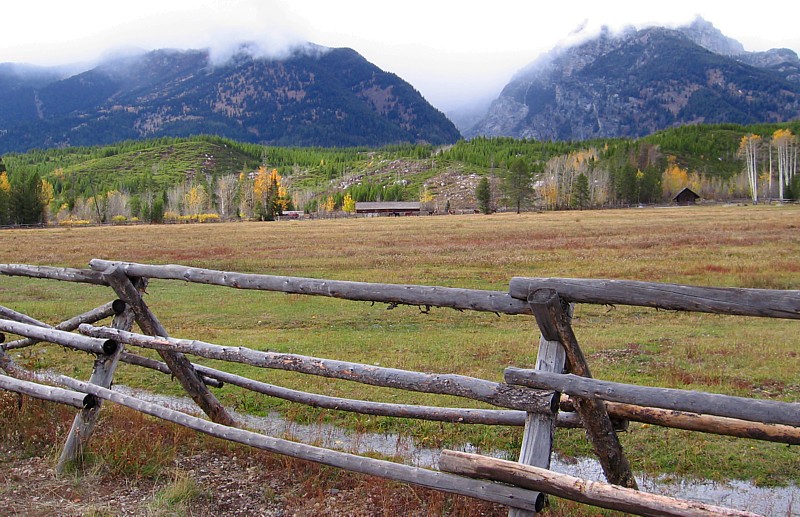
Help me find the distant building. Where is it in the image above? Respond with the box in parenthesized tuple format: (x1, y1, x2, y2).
(673, 187, 700, 206)
(281, 211, 304, 220)
(355, 202, 422, 216)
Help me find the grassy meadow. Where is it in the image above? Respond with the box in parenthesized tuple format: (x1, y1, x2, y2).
(1, 204, 799, 496)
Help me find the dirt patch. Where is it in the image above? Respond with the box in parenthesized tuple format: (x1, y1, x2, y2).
(0, 394, 506, 516)
(0, 442, 506, 516)
(423, 169, 497, 211)
(0, 447, 284, 516)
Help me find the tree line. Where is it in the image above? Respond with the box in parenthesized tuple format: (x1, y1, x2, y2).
(2, 122, 799, 225)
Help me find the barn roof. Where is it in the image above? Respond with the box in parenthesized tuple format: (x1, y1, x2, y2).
(355, 202, 421, 211)
(672, 187, 700, 200)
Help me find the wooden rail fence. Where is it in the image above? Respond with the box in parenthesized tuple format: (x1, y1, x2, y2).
(1, 260, 798, 516)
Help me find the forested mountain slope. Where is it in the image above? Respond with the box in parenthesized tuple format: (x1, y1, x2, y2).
(0, 46, 460, 153)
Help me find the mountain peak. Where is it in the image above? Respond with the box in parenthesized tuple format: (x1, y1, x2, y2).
(678, 16, 746, 56)
(467, 19, 800, 141)
(0, 44, 460, 152)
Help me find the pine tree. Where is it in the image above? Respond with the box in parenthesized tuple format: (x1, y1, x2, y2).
(571, 173, 590, 209)
(476, 176, 492, 214)
(11, 171, 46, 225)
(502, 158, 534, 214)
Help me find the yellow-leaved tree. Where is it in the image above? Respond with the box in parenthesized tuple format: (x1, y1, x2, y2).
(772, 129, 797, 200)
(0, 171, 11, 225)
(323, 195, 336, 213)
(662, 161, 689, 200)
(253, 167, 288, 220)
(184, 185, 209, 217)
(342, 193, 356, 213)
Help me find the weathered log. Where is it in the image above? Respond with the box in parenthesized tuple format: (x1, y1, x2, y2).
(119, 352, 224, 389)
(192, 360, 528, 425)
(0, 373, 93, 409)
(0, 263, 108, 285)
(506, 369, 800, 427)
(99, 269, 235, 427)
(0, 305, 50, 327)
(438, 450, 762, 517)
(2, 302, 116, 351)
(119, 350, 586, 428)
(0, 319, 114, 355)
(528, 289, 637, 490)
(0, 344, 30, 380)
(510, 295, 570, 516)
(560, 396, 800, 445)
(602, 401, 800, 445)
(55, 375, 542, 512)
(509, 277, 800, 320)
(81, 324, 557, 414)
(57, 270, 137, 473)
(88, 259, 531, 315)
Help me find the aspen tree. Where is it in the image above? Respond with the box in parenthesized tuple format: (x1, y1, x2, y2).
(215, 174, 238, 219)
(738, 134, 761, 204)
(184, 185, 209, 216)
(772, 129, 797, 200)
(342, 193, 356, 213)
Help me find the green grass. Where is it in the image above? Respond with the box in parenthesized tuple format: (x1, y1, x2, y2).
(1, 205, 799, 491)
(146, 470, 202, 516)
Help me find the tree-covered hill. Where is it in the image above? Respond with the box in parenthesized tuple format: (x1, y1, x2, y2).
(1, 122, 798, 225)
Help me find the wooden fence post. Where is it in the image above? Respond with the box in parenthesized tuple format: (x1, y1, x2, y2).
(527, 288, 637, 489)
(98, 266, 235, 427)
(508, 292, 570, 516)
(56, 277, 137, 472)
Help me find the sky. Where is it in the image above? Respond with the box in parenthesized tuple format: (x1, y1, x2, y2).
(2, 1, 800, 112)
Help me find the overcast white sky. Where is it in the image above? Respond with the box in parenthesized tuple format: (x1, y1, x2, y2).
(2, 1, 800, 112)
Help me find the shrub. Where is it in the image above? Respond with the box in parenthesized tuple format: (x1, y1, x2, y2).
(59, 218, 92, 226)
(199, 213, 220, 223)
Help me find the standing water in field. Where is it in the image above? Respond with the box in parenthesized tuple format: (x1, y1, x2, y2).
(114, 386, 798, 516)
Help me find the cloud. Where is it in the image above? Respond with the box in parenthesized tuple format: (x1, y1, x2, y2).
(1, 0, 309, 68)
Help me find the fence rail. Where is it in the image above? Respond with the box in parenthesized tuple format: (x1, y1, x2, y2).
(1, 260, 797, 516)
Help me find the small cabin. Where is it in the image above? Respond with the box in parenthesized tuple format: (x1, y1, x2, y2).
(355, 202, 422, 216)
(673, 187, 700, 206)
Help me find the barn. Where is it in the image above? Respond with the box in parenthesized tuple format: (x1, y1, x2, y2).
(673, 187, 700, 206)
(355, 202, 422, 216)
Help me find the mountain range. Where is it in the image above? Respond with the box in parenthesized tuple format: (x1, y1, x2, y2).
(466, 18, 800, 140)
(0, 45, 460, 153)
(1, 18, 799, 153)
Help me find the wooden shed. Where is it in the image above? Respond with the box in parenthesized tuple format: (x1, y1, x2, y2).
(673, 187, 700, 206)
(355, 202, 422, 216)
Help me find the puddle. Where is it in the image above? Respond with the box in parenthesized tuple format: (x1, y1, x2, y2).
(552, 456, 798, 516)
(113, 386, 799, 516)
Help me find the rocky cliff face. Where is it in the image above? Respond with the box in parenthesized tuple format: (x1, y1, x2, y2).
(468, 18, 800, 141)
(0, 45, 461, 153)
